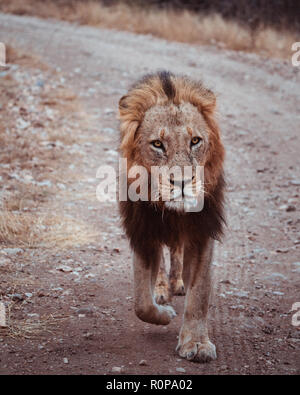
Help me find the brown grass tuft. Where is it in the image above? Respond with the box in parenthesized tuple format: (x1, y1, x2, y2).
(0, 212, 97, 248)
(0, 300, 68, 339)
(5, 44, 49, 70)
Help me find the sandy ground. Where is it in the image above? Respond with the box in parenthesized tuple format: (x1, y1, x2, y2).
(0, 14, 299, 375)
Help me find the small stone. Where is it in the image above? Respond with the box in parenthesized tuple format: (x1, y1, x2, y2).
(25, 293, 33, 298)
(37, 180, 52, 188)
(287, 198, 298, 205)
(237, 130, 248, 136)
(36, 80, 45, 87)
(56, 265, 73, 273)
(270, 109, 281, 115)
(290, 180, 300, 186)
(76, 307, 94, 316)
(219, 279, 232, 285)
(292, 262, 300, 267)
(63, 358, 69, 364)
(10, 293, 24, 302)
(276, 248, 289, 253)
(0, 257, 10, 267)
(2, 248, 23, 255)
(272, 291, 284, 296)
(230, 304, 245, 310)
(112, 366, 123, 373)
(233, 291, 249, 298)
(83, 332, 93, 339)
(17, 118, 30, 130)
(265, 273, 287, 281)
(286, 205, 296, 212)
(252, 248, 265, 254)
(139, 360, 148, 366)
(176, 367, 186, 373)
(257, 168, 268, 173)
(84, 273, 95, 279)
(279, 205, 288, 211)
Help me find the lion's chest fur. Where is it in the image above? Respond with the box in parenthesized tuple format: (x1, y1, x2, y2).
(119, 172, 225, 263)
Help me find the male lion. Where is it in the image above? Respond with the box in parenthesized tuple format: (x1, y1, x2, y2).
(118, 71, 225, 363)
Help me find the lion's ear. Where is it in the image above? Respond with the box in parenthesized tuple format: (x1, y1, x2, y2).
(200, 89, 217, 114)
(119, 95, 128, 112)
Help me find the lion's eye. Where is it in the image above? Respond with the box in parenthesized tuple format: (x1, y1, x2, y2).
(191, 136, 202, 146)
(152, 140, 164, 149)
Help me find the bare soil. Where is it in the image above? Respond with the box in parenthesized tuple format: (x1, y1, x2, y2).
(0, 14, 299, 375)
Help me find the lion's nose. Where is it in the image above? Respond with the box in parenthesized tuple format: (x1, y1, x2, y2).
(169, 175, 194, 195)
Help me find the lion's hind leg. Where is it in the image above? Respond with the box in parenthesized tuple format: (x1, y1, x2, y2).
(154, 253, 171, 305)
(170, 244, 185, 296)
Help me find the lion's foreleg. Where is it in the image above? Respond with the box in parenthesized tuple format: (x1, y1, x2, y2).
(169, 244, 185, 296)
(176, 239, 217, 362)
(133, 249, 176, 325)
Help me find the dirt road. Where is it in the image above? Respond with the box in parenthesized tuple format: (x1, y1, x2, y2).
(0, 14, 299, 375)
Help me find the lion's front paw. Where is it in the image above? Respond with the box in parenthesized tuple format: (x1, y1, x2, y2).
(170, 279, 185, 296)
(176, 340, 217, 363)
(157, 304, 177, 324)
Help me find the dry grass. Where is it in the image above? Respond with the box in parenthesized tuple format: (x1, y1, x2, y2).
(0, 300, 67, 339)
(0, 0, 297, 59)
(0, 46, 96, 250)
(0, 212, 97, 248)
(5, 44, 49, 70)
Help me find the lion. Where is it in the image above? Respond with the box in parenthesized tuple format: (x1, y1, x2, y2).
(118, 71, 225, 363)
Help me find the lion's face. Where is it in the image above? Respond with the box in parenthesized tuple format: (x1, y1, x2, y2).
(119, 72, 224, 213)
(135, 102, 209, 211)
